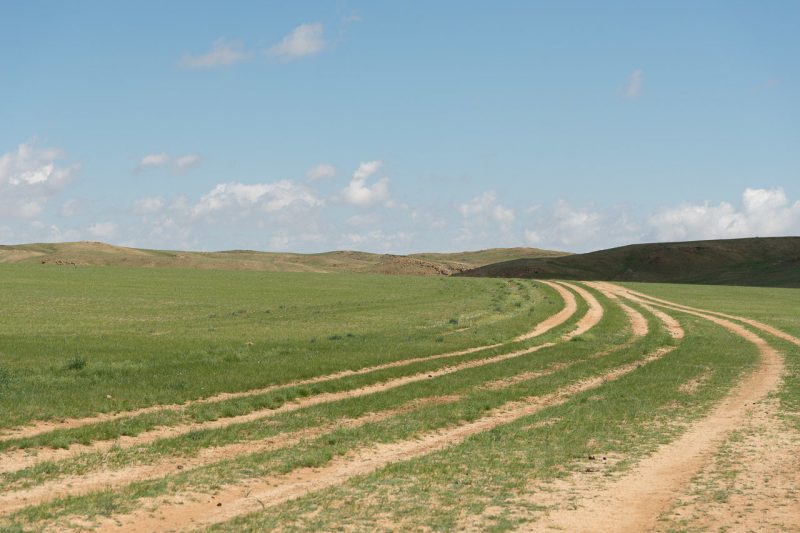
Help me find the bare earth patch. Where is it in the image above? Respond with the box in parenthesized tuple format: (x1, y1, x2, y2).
(656, 397, 800, 532)
(515, 285, 784, 533)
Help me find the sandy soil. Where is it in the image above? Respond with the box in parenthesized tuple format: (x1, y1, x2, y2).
(88, 343, 677, 532)
(523, 283, 785, 533)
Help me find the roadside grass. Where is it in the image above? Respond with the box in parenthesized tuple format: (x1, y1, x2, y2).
(0, 287, 632, 526)
(204, 307, 758, 532)
(3, 273, 790, 532)
(625, 282, 800, 533)
(0, 285, 579, 454)
(623, 283, 800, 429)
(0, 287, 595, 489)
(0, 266, 546, 428)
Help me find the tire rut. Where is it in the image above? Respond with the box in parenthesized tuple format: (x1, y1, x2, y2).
(81, 308, 676, 532)
(529, 283, 784, 533)
(0, 342, 558, 476)
(0, 282, 629, 510)
(0, 282, 577, 444)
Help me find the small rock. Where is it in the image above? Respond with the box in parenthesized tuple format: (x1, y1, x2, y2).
(106, 395, 113, 400)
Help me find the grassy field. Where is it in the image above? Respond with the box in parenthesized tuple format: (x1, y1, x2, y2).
(461, 236, 800, 287)
(0, 265, 798, 531)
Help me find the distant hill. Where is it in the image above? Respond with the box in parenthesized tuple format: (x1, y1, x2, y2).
(0, 242, 567, 276)
(458, 237, 800, 287)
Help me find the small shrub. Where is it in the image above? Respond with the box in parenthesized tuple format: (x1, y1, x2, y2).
(64, 357, 87, 371)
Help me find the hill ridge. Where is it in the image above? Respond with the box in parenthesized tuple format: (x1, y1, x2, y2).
(458, 236, 800, 287)
(0, 241, 566, 276)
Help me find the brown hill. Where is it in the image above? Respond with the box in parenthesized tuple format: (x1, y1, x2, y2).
(0, 242, 567, 276)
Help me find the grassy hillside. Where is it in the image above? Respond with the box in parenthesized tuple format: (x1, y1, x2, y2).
(0, 242, 566, 276)
(459, 237, 800, 287)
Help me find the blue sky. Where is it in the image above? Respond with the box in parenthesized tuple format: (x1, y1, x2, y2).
(2, 1, 798, 253)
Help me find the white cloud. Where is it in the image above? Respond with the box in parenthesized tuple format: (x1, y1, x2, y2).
(173, 154, 200, 172)
(341, 160, 390, 206)
(268, 23, 325, 60)
(192, 180, 323, 216)
(459, 191, 515, 228)
(523, 199, 641, 251)
(649, 187, 800, 241)
(87, 222, 117, 239)
(137, 153, 169, 169)
(305, 163, 337, 181)
(181, 39, 246, 68)
(0, 141, 76, 219)
(137, 153, 200, 173)
(623, 68, 643, 99)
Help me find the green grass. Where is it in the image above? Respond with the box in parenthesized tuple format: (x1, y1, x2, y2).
(624, 282, 800, 431)
(204, 305, 758, 532)
(0, 264, 546, 428)
(1, 268, 797, 532)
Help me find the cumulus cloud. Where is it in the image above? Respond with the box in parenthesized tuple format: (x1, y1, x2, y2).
(180, 39, 247, 68)
(137, 153, 169, 169)
(192, 180, 323, 216)
(650, 187, 800, 241)
(0, 141, 76, 219)
(137, 153, 200, 173)
(623, 68, 643, 99)
(268, 23, 325, 60)
(523, 199, 641, 251)
(341, 161, 390, 206)
(459, 191, 515, 228)
(305, 163, 337, 181)
(173, 154, 200, 172)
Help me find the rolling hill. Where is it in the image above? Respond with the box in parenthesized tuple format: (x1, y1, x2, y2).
(0, 241, 567, 275)
(458, 237, 800, 287)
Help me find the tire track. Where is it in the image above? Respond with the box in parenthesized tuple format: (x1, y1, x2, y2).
(621, 287, 799, 346)
(0, 342, 557, 476)
(0, 396, 466, 516)
(514, 281, 577, 341)
(0, 282, 575, 444)
(0, 282, 630, 515)
(93, 351, 678, 533)
(531, 284, 784, 533)
(553, 282, 603, 340)
(585, 282, 648, 337)
(77, 302, 677, 532)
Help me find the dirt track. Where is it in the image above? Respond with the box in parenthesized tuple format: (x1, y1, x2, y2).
(0, 282, 575, 445)
(95, 346, 677, 532)
(531, 283, 785, 532)
(6, 281, 791, 532)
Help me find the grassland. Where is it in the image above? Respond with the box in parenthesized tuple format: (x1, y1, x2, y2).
(0, 264, 798, 531)
(0, 241, 566, 276)
(460, 236, 800, 287)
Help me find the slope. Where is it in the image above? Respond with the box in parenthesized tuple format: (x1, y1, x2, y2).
(459, 237, 800, 287)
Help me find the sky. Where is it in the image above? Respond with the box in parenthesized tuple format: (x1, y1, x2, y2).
(1, 1, 799, 253)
